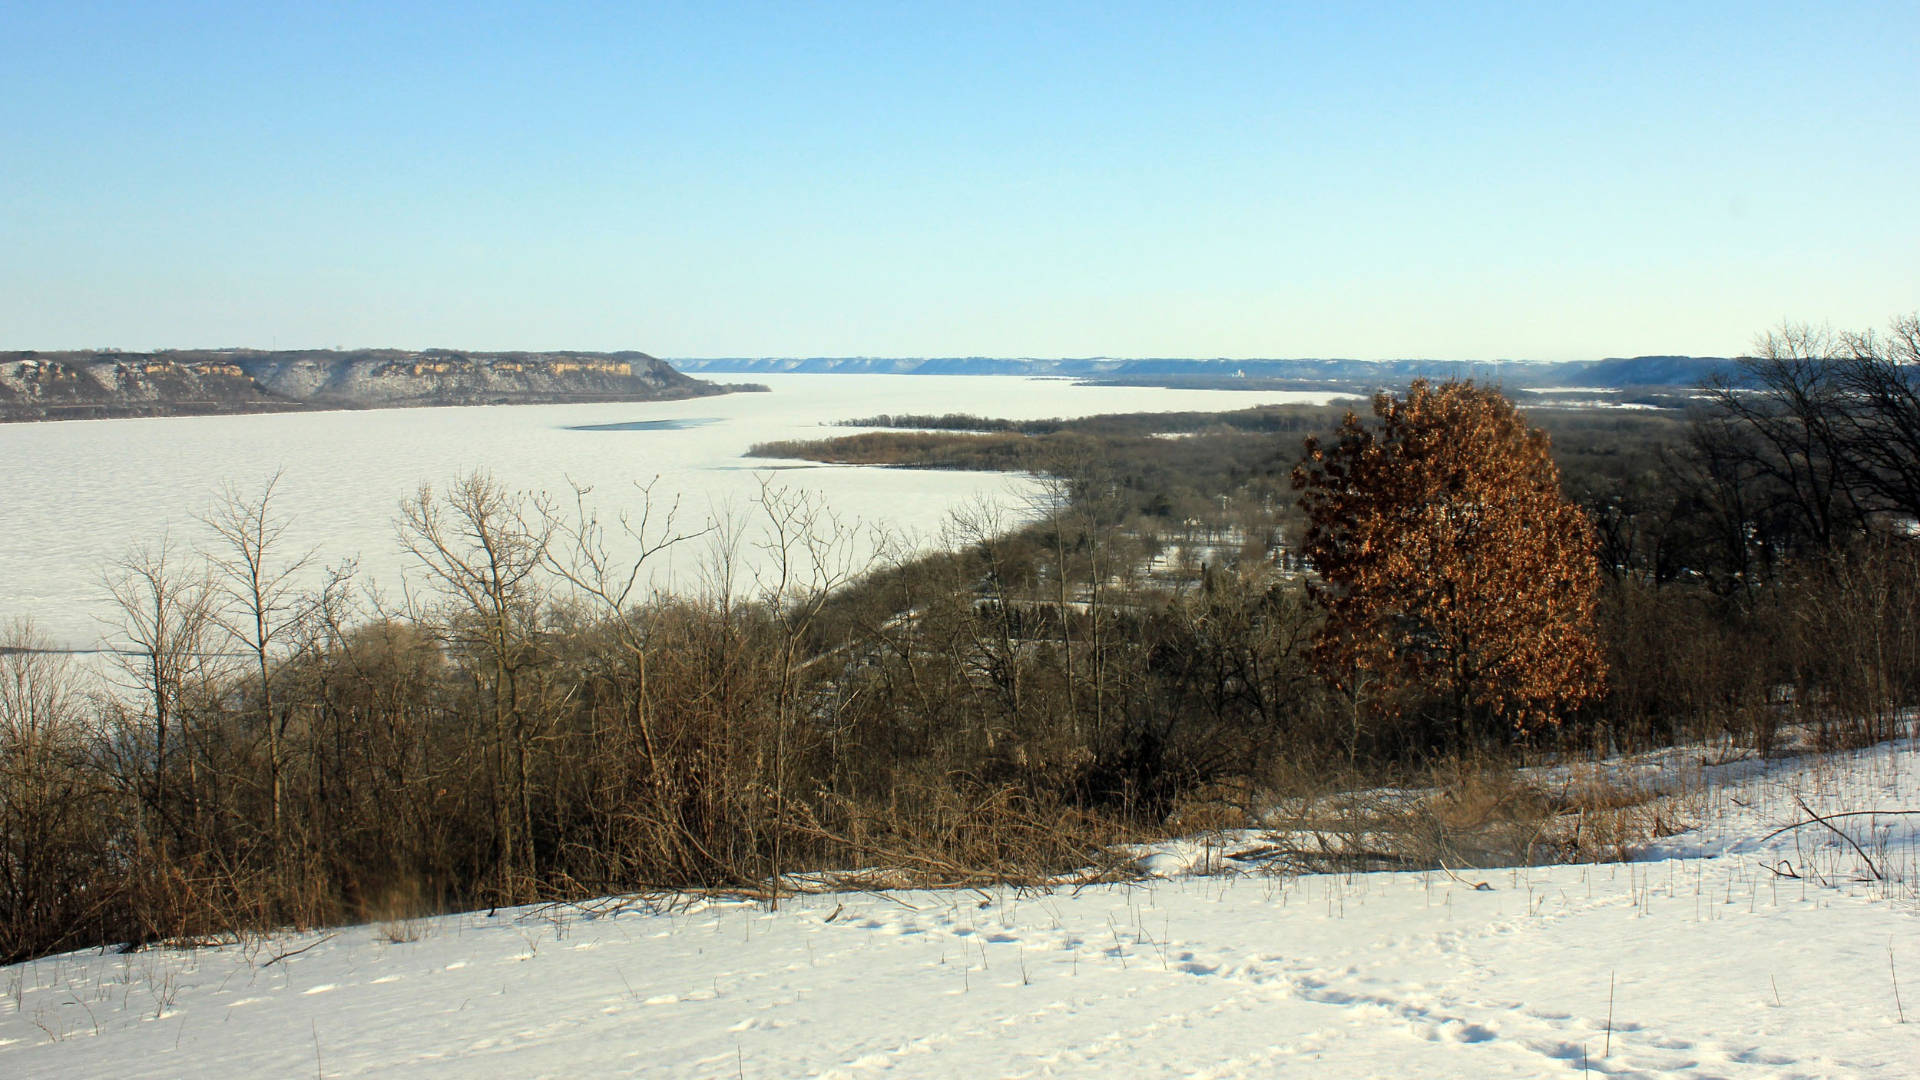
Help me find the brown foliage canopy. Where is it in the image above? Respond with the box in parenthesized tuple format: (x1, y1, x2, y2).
(1292, 380, 1605, 733)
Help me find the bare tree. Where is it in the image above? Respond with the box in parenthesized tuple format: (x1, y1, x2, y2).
(103, 538, 218, 841)
(751, 479, 859, 906)
(946, 498, 1028, 731)
(202, 470, 315, 847)
(0, 619, 105, 962)
(1698, 324, 1864, 554)
(396, 472, 555, 900)
(1833, 314, 1920, 523)
(542, 478, 709, 879)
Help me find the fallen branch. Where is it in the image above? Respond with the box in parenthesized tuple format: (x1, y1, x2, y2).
(1437, 859, 1494, 892)
(263, 933, 336, 967)
(1762, 808, 1920, 841)
(1781, 797, 1884, 881)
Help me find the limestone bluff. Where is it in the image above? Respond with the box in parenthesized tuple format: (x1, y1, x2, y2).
(0, 348, 757, 422)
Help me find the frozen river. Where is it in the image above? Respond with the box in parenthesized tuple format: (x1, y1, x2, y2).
(0, 374, 1344, 651)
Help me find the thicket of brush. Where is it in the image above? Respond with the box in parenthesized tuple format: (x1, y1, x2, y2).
(3, 318, 1918, 964)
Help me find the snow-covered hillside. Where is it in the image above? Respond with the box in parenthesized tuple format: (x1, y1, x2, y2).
(6, 740, 1917, 1078)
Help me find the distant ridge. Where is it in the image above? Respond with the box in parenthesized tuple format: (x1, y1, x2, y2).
(0, 348, 749, 423)
(672, 355, 1734, 389)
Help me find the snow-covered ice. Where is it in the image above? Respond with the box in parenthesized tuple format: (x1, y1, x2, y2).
(0, 374, 1343, 651)
(6, 739, 1917, 1078)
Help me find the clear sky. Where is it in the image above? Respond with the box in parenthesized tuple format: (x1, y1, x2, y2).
(3, 2, 1915, 360)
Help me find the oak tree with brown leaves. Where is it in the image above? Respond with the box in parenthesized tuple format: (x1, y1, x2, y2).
(1292, 380, 1605, 740)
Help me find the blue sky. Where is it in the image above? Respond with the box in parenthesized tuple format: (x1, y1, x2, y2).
(2, 2, 1914, 359)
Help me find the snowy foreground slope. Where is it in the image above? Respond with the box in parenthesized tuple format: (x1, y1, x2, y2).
(5, 742, 1918, 1078)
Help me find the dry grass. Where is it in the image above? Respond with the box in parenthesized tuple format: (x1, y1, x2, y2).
(1535, 766, 1687, 863)
(368, 880, 432, 945)
(1238, 754, 1704, 877)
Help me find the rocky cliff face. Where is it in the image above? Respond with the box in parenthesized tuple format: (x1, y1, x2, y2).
(0, 355, 283, 418)
(0, 349, 740, 422)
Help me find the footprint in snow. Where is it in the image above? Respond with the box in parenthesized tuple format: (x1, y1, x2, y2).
(1524, 1038, 1586, 1061)
(1727, 1048, 1795, 1066)
(1624, 1055, 1701, 1072)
